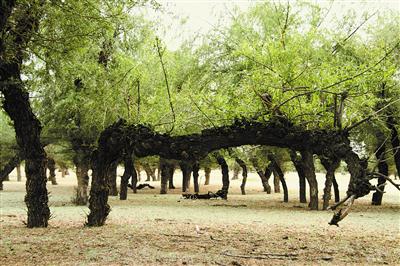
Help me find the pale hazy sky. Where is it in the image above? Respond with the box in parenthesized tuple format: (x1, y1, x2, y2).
(149, 0, 400, 50)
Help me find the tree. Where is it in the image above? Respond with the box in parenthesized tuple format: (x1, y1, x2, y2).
(0, 0, 50, 228)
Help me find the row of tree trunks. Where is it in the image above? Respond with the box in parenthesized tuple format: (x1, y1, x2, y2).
(0, 155, 22, 190)
(235, 158, 248, 195)
(320, 157, 341, 210)
(47, 158, 57, 185)
(143, 163, 157, 181)
(252, 159, 271, 193)
(232, 164, 240, 180)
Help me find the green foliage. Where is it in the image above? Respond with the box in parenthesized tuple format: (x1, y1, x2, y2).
(13, 0, 399, 168)
(0, 111, 18, 169)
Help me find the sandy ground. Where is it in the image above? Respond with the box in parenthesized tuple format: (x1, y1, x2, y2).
(0, 168, 399, 265)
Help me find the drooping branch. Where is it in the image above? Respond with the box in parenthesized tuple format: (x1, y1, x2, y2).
(155, 37, 175, 133)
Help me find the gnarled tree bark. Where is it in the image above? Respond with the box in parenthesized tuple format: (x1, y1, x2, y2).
(120, 153, 134, 199)
(47, 157, 57, 185)
(371, 131, 388, 205)
(216, 156, 229, 199)
(192, 162, 200, 193)
(268, 154, 288, 202)
(252, 159, 271, 193)
(235, 158, 248, 195)
(320, 157, 341, 210)
(0, 1, 50, 227)
(300, 150, 318, 210)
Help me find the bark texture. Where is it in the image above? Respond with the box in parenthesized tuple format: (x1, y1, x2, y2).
(268, 154, 288, 202)
(216, 156, 229, 199)
(320, 157, 340, 210)
(252, 159, 271, 193)
(0, 154, 22, 190)
(47, 157, 57, 185)
(300, 150, 318, 210)
(1, 0, 50, 228)
(235, 158, 248, 195)
(290, 150, 307, 203)
(371, 132, 388, 205)
(192, 162, 200, 193)
(120, 153, 134, 199)
(107, 163, 118, 196)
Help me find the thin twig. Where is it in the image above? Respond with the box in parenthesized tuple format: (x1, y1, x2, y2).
(372, 172, 400, 191)
(221, 251, 298, 260)
(155, 37, 175, 133)
(345, 98, 400, 132)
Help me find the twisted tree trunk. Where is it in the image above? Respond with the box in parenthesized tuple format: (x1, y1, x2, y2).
(120, 153, 134, 199)
(232, 163, 240, 180)
(180, 161, 192, 192)
(290, 150, 307, 203)
(332, 176, 340, 202)
(217, 156, 229, 199)
(252, 159, 271, 193)
(74, 161, 90, 205)
(273, 172, 281, 193)
(371, 132, 388, 205)
(160, 159, 169, 194)
(301, 150, 318, 210)
(167, 163, 175, 189)
(236, 158, 248, 195)
(320, 157, 340, 210)
(268, 154, 288, 202)
(193, 162, 200, 193)
(47, 157, 57, 185)
(143, 163, 155, 181)
(0, 154, 22, 190)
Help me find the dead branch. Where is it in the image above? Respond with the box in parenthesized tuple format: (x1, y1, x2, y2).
(221, 251, 298, 260)
(327, 194, 351, 211)
(371, 172, 400, 191)
(182, 190, 227, 200)
(155, 37, 175, 133)
(329, 194, 356, 226)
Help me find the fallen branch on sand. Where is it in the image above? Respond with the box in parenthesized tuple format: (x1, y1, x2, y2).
(220, 251, 298, 260)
